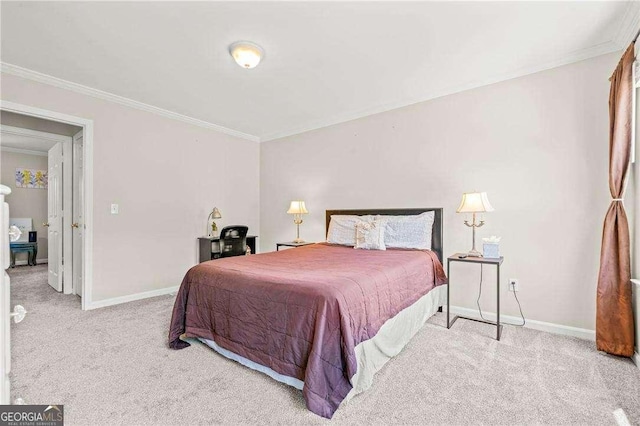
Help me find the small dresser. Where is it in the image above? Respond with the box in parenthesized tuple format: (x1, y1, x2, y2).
(198, 236, 258, 263)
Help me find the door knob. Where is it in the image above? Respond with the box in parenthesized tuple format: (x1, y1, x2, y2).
(10, 305, 27, 323)
(72, 223, 79, 228)
(43, 223, 50, 227)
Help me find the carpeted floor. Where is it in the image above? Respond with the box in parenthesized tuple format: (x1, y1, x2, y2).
(8, 264, 640, 425)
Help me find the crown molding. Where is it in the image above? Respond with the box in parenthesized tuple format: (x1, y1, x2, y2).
(0, 146, 48, 157)
(2, 31, 630, 145)
(260, 41, 621, 142)
(0, 62, 260, 143)
(613, 1, 640, 48)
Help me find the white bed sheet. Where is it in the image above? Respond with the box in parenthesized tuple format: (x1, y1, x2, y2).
(198, 284, 447, 403)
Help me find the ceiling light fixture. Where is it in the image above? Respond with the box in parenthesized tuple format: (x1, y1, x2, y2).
(229, 41, 264, 69)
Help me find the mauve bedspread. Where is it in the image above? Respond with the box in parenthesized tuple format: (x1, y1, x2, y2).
(169, 243, 447, 418)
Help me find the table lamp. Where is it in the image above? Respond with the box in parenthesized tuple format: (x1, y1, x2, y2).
(456, 192, 494, 257)
(287, 201, 309, 243)
(207, 207, 222, 237)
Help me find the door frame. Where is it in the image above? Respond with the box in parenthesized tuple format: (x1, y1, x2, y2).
(1, 100, 94, 310)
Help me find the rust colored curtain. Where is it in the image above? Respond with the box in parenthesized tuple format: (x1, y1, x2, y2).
(596, 43, 636, 357)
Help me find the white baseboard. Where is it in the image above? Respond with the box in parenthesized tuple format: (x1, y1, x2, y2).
(444, 305, 596, 341)
(12, 258, 48, 266)
(633, 351, 640, 369)
(86, 285, 179, 310)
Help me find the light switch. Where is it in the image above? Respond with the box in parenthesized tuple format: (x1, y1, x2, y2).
(111, 204, 119, 214)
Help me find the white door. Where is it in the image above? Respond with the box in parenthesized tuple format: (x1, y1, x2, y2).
(48, 143, 63, 292)
(62, 137, 73, 294)
(1, 187, 28, 404)
(1, 188, 11, 404)
(72, 131, 84, 297)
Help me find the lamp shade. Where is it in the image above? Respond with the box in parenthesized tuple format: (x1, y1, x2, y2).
(287, 201, 309, 215)
(229, 41, 264, 69)
(456, 192, 494, 213)
(211, 207, 222, 219)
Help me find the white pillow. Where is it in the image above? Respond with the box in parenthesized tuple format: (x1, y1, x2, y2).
(327, 215, 373, 246)
(355, 218, 386, 250)
(380, 211, 435, 250)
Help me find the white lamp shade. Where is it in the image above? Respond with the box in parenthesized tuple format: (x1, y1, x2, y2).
(456, 192, 494, 213)
(287, 201, 309, 215)
(229, 41, 264, 69)
(211, 207, 222, 219)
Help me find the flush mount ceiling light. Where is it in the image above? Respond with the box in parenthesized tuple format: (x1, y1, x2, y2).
(229, 41, 264, 69)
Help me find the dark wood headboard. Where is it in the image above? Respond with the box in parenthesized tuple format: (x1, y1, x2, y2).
(325, 208, 444, 262)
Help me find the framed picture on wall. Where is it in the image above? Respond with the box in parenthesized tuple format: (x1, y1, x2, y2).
(15, 168, 48, 189)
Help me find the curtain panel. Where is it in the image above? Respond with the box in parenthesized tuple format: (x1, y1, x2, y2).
(596, 43, 636, 357)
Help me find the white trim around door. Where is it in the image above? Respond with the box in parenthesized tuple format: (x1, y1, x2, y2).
(0, 100, 94, 310)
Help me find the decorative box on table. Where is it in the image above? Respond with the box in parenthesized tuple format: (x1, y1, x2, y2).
(482, 236, 501, 259)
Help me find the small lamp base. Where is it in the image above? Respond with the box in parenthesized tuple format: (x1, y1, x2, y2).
(467, 249, 483, 257)
(293, 238, 305, 243)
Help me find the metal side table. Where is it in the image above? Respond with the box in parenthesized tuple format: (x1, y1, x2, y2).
(447, 253, 504, 340)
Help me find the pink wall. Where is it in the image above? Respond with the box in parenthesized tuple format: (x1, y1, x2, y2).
(1, 73, 260, 302)
(260, 52, 618, 331)
(1, 51, 624, 332)
(1, 151, 48, 261)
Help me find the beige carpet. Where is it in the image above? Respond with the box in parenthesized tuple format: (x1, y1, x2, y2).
(8, 265, 640, 425)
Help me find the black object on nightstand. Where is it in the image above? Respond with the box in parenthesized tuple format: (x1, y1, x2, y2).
(447, 253, 504, 340)
(276, 241, 314, 251)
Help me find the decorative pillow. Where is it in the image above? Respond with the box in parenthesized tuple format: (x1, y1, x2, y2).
(327, 215, 373, 246)
(355, 218, 386, 250)
(381, 211, 435, 250)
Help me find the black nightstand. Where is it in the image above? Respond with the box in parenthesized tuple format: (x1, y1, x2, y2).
(447, 253, 504, 340)
(198, 236, 258, 263)
(276, 241, 314, 251)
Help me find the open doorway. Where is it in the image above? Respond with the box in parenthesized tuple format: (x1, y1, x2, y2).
(1, 110, 85, 302)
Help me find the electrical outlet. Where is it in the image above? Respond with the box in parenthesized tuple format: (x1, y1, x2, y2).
(110, 203, 119, 215)
(509, 278, 519, 292)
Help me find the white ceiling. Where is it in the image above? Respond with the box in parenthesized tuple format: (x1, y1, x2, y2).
(1, 2, 638, 142)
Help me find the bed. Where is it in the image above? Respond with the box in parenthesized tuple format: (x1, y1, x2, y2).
(169, 208, 447, 418)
